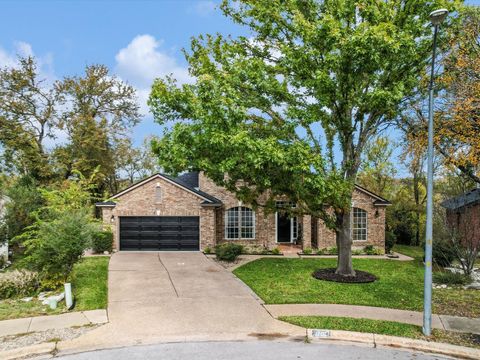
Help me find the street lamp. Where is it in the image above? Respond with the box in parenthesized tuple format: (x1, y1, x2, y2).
(423, 8, 448, 337)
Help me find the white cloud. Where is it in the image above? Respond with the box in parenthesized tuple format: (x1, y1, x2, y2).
(115, 34, 190, 88)
(191, 1, 217, 16)
(0, 41, 55, 82)
(114, 34, 191, 114)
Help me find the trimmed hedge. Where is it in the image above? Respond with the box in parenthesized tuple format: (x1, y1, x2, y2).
(92, 231, 113, 253)
(215, 243, 243, 262)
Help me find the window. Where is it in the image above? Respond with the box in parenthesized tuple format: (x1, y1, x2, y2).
(225, 206, 255, 239)
(352, 207, 367, 241)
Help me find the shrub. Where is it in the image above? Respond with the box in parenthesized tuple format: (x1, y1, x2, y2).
(271, 247, 281, 255)
(316, 248, 326, 255)
(0, 270, 40, 299)
(303, 248, 312, 255)
(327, 247, 338, 255)
(23, 210, 98, 283)
(92, 231, 113, 253)
(433, 271, 472, 286)
(203, 246, 212, 254)
(352, 249, 363, 255)
(432, 240, 456, 268)
(385, 231, 397, 254)
(215, 243, 243, 262)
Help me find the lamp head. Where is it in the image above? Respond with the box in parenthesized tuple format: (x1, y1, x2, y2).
(430, 9, 449, 25)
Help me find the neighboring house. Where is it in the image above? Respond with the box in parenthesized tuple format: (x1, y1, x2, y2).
(0, 195, 9, 262)
(441, 188, 480, 247)
(96, 172, 390, 252)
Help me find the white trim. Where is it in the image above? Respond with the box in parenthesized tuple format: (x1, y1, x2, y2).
(111, 174, 213, 203)
(354, 185, 390, 204)
(351, 207, 368, 242)
(96, 204, 116, 207)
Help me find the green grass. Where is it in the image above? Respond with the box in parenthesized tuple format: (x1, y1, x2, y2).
(392, 244, 424, 261)
(0, 256, 109, 321)
(233, 257, 480, 317)
(281, 316, 421, 337)
(280, 316, 480, 349)
(234, 258, 425, 310)
(70, 257, 109, 311)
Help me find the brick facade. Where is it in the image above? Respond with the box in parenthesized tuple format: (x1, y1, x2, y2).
(313, 189, 387, 252)
(99, 176, 216, 250)
(98, 173, 388, 252)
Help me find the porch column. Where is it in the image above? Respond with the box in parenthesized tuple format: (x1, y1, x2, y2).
(302, 215, 312, 250)
(200, 207, 216, 251)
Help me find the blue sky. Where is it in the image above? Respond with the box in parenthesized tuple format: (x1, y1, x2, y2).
(1, 0, 479, 173)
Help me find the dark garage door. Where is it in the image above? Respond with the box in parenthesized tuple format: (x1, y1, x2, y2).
(119, 216, 199, 251)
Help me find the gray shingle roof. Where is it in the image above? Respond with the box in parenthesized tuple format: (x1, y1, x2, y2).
(441, 188, 480, 210)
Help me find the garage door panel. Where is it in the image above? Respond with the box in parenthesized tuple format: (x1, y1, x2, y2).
(119, 216, 199, 251)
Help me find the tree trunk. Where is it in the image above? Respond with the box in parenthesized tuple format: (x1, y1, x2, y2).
(335, 209, 356, 276)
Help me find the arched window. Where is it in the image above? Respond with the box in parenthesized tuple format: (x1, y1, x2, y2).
(225, 206, 255, 239)
(352, 207, 367, 241)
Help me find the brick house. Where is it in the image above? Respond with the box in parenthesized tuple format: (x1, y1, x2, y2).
(96, 172, 390, 252)
(441, 188, 480, 248)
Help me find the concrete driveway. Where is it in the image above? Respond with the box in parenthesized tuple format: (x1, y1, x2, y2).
(57, 252, 303, 354)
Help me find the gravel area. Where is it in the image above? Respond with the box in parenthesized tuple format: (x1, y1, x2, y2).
(0, 324, 101, 351)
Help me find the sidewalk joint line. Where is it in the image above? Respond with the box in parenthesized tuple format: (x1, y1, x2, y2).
(27, 316, 33, 332)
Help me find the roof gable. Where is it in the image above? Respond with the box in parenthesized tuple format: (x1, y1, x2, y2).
(104, 173, 221, 205)
(354, 184, 391, 205)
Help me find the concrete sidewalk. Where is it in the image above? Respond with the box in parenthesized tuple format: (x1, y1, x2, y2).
(0, 310, 108, 337)
(265, 304, 480, 334)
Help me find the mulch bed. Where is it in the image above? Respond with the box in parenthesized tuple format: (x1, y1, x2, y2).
(312, 268, 377, 283)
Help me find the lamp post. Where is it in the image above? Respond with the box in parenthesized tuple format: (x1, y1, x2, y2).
(423, 8, 449, 337)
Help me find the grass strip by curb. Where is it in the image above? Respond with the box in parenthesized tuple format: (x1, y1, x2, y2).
(279, 315, 480, 349)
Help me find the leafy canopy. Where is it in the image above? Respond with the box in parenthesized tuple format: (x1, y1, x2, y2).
(149, 0, 458, 220)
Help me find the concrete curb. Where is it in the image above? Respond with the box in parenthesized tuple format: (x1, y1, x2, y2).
(307, 329, 480, 360)
(1, 342, 56, 360)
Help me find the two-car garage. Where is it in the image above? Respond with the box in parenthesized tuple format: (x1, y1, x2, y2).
(119, 216, 200, 251)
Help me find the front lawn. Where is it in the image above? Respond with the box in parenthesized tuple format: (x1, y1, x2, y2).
(233, 258, 480, 317)
(392, 244, 424, 261)
(0, 256, 109, 321)
(234, 258, 424, 310)
(280, 316, 480, 349)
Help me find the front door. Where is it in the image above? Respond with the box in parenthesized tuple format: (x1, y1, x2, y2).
(277, 212, 291, 243)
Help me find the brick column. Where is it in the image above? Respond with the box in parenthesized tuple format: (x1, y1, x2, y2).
(302, 215, 312, 250)
(200, 207, 216, 251)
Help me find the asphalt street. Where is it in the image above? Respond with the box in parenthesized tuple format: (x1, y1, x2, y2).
(54, 341, 455, 360)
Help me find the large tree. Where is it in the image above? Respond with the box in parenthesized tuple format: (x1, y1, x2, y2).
(54, 64, 141, 195)
(0, 57, 59, 180)
(149, 0, 458, 276)
(401, 6, 480, 184)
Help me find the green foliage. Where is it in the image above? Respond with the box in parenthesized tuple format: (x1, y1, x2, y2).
(0, 176, 43, 247)
(271, 247, 281, 255)
(433, 271, 472, 286)
(22, 210, 98, 284)
(91, 230, 113, 253)
(363, 245, 382, 255)
(327, 247, 338, 255)
(149, 0, 459, 276)
(385, 231, 397, 254)
(352, 249, 363, 255)
(432, 239, 456, 268)
(215, 243, 243, 262)
(0, 270, 40, 299)
(203, 246, 212, 254)
(302, 248, 312, 255)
